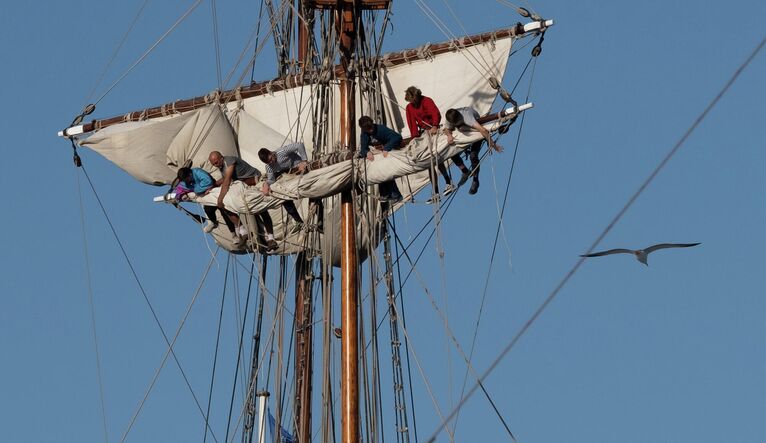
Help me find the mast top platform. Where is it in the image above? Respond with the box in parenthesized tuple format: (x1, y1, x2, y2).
(305, 0, 390, 10)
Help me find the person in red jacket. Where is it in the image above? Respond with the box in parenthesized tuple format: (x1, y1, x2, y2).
(404, 86, 470, 200)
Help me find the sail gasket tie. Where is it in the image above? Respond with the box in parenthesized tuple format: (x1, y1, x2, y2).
(416, 43, 433, 61)
(266, 80, 274, 96)
(382, 53, 394, 67)
(234, 87, 243, 108)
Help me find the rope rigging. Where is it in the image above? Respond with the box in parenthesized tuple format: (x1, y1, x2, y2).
(74, 166, 109, 443)
(426, 31, 766, 443)
(73, 158, 221, 442)
(453, 55, 537, 438)
(66, 2, 560, 442)
(204, 254, 232, 443)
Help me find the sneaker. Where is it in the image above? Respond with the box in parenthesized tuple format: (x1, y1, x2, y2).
(468, 180, 480, 195)
(442, 184, 456, 196)
(457, 171, 471, 187)
(290, 222, 304, 235)
(387, 194, 403, 204)
(266, 239, 279, 251)
(203, 220, 218, 233)
(425, 193, 440, 204)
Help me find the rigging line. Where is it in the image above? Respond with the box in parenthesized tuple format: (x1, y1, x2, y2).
(119, 251, 220, 443)
(249, 0, 267, 84)
(232, 254, 295, 317)
(79, 164, 219, 441)
(203, 254, 232, 443)
(427, 33, 766, 443)
(392, 215, 419, 443)
(223, 256, 257, 443)
(83, 0, 149, 105)
(224, 258, 297, 442)
(387, 220, 517, 441)
(211, 0, 223, 90)
(453, 57, 536, 438)
(411, 0, 495, 79)
(222, 0, 292, 92)
(439, 0, 494, 71)
(383, 274, 456, 442)
(242, 254, 267, 443)
(94, 0, 205, 106)
(74, 169, 109, 443)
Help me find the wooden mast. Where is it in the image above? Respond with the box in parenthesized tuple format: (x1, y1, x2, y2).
(294, 3, 314, 443)
(338, 4, 360, 442)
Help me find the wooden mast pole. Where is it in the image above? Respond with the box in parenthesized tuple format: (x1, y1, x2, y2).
(294, 3, 313, 443)
(338, 4, 359, 443)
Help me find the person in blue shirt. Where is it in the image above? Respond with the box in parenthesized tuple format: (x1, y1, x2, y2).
(177, 167, 277, 251)
(358, 116, 403, 203)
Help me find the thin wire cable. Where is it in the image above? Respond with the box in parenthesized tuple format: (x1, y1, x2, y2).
(203, 254, 231, 443)
(388, 221, 516, 441)
(222, 256, 257, 442)
(426, 33, 766, 443)
(454, 57, 536, 437)
(211, 0, 223, 91)
(77, 165, 218, 441)
(119, 252, 220, 443)
(83, 0, 150, 105)
(75, 169, 109, 443)
(93, 0, 204, 106)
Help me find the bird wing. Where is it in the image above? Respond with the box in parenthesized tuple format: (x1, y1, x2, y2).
(644, 243, 701, 254)
(580, 248, 634, 258)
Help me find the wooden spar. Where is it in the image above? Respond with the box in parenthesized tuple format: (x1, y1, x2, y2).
(59, 20, 553, 137)
(291, 102, 534, 173)
(293, 4, 314, 443)
(337, 2, 364, 442)
(294, 252, 313, 443)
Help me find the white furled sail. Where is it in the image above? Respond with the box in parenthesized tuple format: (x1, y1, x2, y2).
(80, 105, 238, 184)
(67, 22, 548, 261)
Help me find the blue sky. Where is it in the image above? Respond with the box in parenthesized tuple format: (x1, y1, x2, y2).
(2, 1, 765, 442)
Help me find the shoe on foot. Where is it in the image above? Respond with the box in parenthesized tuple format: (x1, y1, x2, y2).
(203, 220, 218, 233)
(468, 180, 480, 195)
(425, 193, 440, 204)
(387, 194, 403, 204)
(442, 184, 455, 196)
(457, 171, 471, 187)
(266, 239, 279, 251)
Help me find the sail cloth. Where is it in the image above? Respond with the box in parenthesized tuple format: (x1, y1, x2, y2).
(79, 106, 238, 184)
(192, 124, 491, 262)
(76, 36, 515, 261)
(77, 36, 512, 185)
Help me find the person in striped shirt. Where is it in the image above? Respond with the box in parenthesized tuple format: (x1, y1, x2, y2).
(258, 142, 317, 234)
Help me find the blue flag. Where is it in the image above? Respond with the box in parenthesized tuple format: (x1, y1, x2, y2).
(268, 408, 297, 443)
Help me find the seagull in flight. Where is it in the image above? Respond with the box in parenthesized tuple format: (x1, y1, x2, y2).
(580, 243, 701, 266)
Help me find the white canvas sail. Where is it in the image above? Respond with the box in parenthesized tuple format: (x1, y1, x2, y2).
(79, 105, 238, 184)
(74, 31, 524, 261)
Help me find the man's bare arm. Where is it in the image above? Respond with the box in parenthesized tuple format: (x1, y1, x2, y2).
(217, 165, 235, 208)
